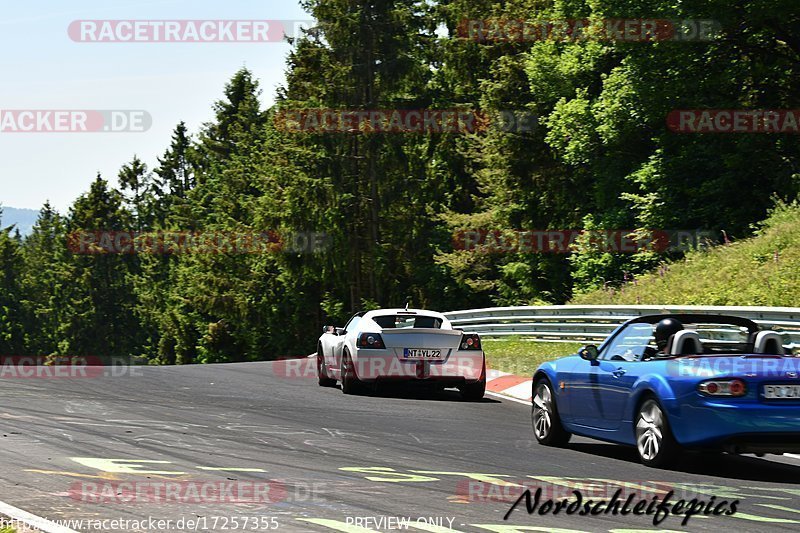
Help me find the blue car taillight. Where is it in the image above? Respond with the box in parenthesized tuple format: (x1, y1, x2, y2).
(698, 379, 746, 397)
(460, 333, 481, 350)
(358, 333, 385, 349)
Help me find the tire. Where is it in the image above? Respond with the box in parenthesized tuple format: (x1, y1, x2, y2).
(340, 350, 366, 395)
(532, 378, 571, 447)
(635, 397, 679, 468)
(460, 378, 485, 401)
(317, 348, 336, 387)
(459, 360, 486, 401)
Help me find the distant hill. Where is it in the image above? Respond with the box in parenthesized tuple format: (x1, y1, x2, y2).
(0, 206, 39, 236)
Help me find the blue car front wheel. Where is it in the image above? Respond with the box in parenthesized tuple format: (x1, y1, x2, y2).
(635, 398, 679, 468)
(532, 379, 571, 447)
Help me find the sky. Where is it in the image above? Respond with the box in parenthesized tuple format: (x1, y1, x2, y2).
(0, 0, 310, 213)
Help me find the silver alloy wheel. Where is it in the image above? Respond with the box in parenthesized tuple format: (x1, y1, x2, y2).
(532, 382, 553, 440)
(636, 400, 665, 461)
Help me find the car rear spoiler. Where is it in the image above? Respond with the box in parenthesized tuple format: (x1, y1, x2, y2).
(379, 328, 462, 336)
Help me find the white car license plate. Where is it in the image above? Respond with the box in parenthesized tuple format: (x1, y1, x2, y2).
(764, 385, 800, 399)
(403, 348, 442, 359)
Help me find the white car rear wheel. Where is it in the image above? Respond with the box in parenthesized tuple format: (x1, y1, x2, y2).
(341, 351, 366, 395)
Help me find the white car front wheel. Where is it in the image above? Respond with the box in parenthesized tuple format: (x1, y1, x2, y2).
(317, 348, 336, 387)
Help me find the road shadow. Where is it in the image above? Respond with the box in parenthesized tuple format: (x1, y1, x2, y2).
(567, 442, 800, 482)
(364, 384, 501, 404)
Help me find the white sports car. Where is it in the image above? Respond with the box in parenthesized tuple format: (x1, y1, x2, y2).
(316, 308, 486, 400)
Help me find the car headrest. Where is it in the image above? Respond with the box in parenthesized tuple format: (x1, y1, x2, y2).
(753, 331, 784, 355)
(669, 330, 704, 355)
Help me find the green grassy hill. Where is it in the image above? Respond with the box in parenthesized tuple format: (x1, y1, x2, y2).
(571, 203, 800, 306)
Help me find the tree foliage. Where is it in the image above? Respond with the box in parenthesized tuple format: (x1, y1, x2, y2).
(5, 0, 799, 360)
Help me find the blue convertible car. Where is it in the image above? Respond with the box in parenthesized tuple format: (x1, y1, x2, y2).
(532, 314, 800, 467)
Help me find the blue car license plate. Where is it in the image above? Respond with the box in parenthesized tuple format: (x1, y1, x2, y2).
(764, 385, 800, 399)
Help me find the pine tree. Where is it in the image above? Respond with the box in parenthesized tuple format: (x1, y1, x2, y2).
(0, 206, 25, 355)
(154, 122, 196, 227)
(63, 176, 139, 359)
(119, 155, 155, 230)
(281, 0, 440, 310)
(19, 202, 72, 355)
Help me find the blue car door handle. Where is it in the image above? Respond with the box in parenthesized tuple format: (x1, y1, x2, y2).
(612, 368, 626, 378)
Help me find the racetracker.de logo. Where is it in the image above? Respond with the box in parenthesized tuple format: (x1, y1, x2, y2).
(667, 110, 800, 134)
(458, 18, 720, 42)
(273, 354, 484, 380)
(452, 229, 715, 254)
(66, 230, 330, 255)
(0, 356, 141, 379)
(69, 481, 287, 504)
(273, 109, 537, 134)
(68, 20, 314, 42)
(0, 110, 151, 133)
(666, 356, 800, 379)
(456, 479, 700, 503)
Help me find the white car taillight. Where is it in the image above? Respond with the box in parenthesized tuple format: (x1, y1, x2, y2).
(460, 333, 481, 350)
(358, 333, 385, 349)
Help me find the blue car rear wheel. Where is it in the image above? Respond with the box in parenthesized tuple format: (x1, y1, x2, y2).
(635, 398, 679, 468)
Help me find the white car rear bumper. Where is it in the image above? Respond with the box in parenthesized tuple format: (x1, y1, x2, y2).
(351, 348, 484, 383)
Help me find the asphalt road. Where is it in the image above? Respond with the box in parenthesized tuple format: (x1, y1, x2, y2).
(1, 361, 799, 533)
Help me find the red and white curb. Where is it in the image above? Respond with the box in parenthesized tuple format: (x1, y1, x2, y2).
(485, 369, 532, 405)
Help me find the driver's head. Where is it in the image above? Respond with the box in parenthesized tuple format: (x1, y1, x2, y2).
(654, 318, 684, 350)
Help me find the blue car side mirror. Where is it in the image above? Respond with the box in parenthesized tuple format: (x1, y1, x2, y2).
(579, 345, 599, 361)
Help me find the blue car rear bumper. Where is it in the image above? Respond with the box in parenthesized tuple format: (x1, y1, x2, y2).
(668, 397, 800, 451)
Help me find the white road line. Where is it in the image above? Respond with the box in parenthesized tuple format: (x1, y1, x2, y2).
(485, 390, 531, 406)
(0, 500, 78, 533)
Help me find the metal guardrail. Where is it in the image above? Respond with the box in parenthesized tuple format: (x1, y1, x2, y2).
(443, 305, 800, 346)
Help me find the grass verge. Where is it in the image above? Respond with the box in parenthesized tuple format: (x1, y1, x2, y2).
(571, 202, 800, 306)
(483, 337, 583, 376)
